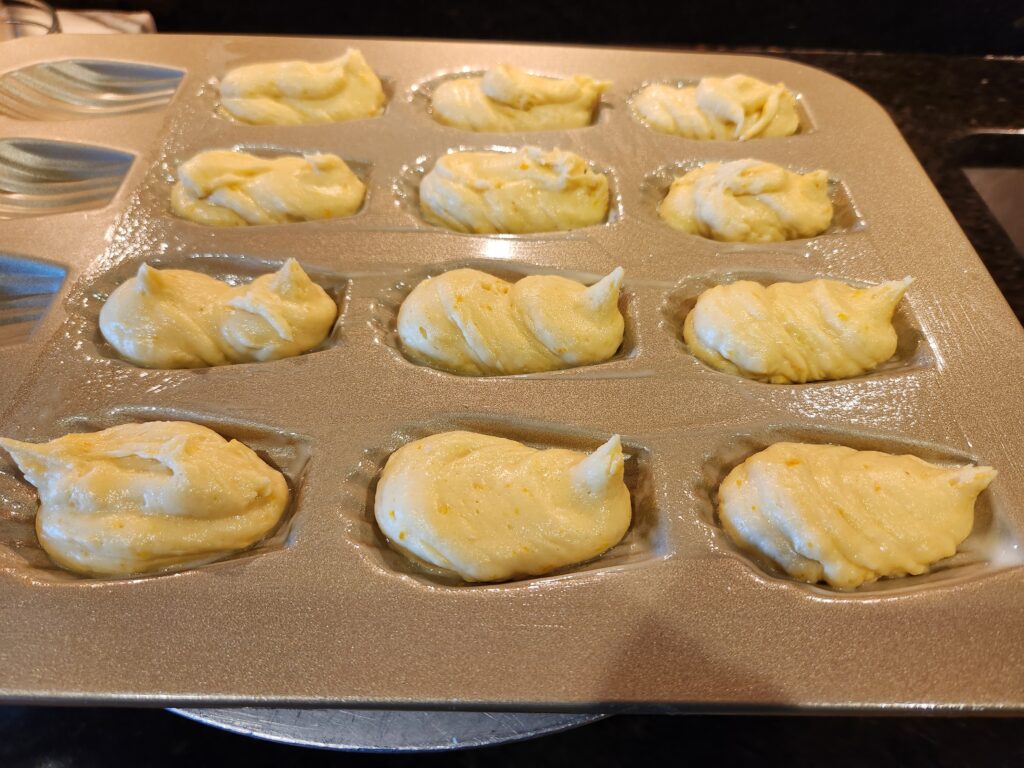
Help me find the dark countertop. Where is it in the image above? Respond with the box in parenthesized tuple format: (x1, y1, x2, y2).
(3, 47, 1023, 768)
(4, 706, 1024, 767)
(53, 0, 1024, 56)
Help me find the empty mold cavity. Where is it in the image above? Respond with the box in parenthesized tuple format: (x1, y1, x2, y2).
(64, 252, 349, 368)
(641, 160, 863, 239)
(660, 269, 933, 382)
(696, 424, 1021, 596)
(0, 406, 312, 584)
(0, 138, 133, 219)
(0, 253, 66, 346)
(395, 146, 623, 234)
(0, 60, 183, 121)
(368, 260, 639, 375)
(410, 69, 608, 128)
(342, 416, 666, 588)
(627, 79, 814, 138)
(165, 145, 372, 227)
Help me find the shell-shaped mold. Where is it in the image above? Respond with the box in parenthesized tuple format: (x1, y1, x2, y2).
(395, 146, 623, 235)
(0, 253, 66, 346)
(69, 252, 350, 367)
(698, 425, 1022, 596)
(641, 159, 864, 239)
(368, 259, 639, 377)
(0, 60, 183, 121)
(0, 407, 312, 584)
(660, 268, 933, 382)
(0, 138, 133, 218)
(342, 416, 668, 589)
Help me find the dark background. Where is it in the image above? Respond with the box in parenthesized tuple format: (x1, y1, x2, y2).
(4, 707, 1024, 767)
(58, 0, 1024, 55)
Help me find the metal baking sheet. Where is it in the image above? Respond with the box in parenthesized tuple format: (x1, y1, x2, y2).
(0, 34, 1022, 713)
(169, 707, 606, 751)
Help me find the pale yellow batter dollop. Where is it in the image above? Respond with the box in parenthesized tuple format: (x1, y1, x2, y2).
(633, 74, 799, 140)
(719, 442, 997, 589)
(0, 421, 290, 578)
(397, 267, 624, 375)
(375, 431, 631, 582)
(171, 149, 366, 227)
(430, 64, 609, 132)
(99, 259, 337, 369)
(219, 48, 386, 125)
(684, 277, 911, 383)
(658, 159, 833, 242)
(418, 146, 609, 234)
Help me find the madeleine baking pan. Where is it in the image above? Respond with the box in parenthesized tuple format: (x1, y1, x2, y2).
(1, 35, 1022, 714)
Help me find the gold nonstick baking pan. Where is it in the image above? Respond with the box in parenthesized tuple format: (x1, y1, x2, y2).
(0, 35, 1021, 712)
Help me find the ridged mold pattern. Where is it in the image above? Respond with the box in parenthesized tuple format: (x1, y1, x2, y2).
(0, 60, 183, 121)
(0, 253, 65, 346)
(0, 138, 133, 218)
